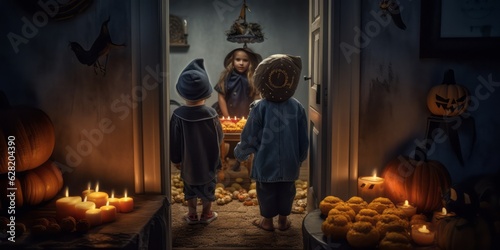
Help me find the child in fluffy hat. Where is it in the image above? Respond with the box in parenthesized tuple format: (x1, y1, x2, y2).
(234, 54, 309, 231)
(170, 58, 223, 224)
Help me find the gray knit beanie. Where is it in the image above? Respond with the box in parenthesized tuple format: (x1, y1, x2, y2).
(176, 59, 212, 101)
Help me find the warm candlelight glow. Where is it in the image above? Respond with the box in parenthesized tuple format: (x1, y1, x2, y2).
(87, 182, 109, 208)
(412, 223, 435, 246)
(108, 190, 121, 211)
(397, 200, 417, 217)
(358, 172, 385, 202)
(118, 189, 134, 213)
(82, 182, 95, 200)
(85, 208, 102, 226)
(100, 201, 117, 223)
(56, 187, 82, 220)
(75, 197, 96, 220)
(432, 207, 455, 226)
(418, 225, 430, 233)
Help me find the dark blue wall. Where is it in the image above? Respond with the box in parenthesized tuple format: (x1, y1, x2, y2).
(358, 0, 500, 185)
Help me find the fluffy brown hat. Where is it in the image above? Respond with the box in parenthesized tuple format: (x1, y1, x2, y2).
(254, 54, 302, 102)
(223, 47, 262, 68)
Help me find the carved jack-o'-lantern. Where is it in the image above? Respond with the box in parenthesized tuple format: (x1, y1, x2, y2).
(427, 69, 470, 117)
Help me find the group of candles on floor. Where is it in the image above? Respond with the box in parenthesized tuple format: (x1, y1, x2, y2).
(357, 174, 456, 246)
(396, 200, 455, 246)
(55, 183, 134, 227)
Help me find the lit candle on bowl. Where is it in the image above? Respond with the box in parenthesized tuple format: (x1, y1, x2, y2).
(432, 207, 455, 226)
(411, 223, 435, 246)
(85, 208, 102, 226)
(118, 189, 134, 213)
(108, 190, 121, 212)
(81, 182, 94, 200)
(75, 196, 96, 220)
(86, 182, 109, 208)
(357, 172, 385, 202)
(100, 201, 117, 223)
(397, 200, 417, 218)
(56, 187, 82, 220)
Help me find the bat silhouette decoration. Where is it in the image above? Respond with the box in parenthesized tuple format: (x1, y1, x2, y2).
(379, 0, 407, 30)
(70, 17, 125, 75)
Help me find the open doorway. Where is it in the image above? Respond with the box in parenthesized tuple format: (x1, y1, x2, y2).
(166, 0, 310, 248)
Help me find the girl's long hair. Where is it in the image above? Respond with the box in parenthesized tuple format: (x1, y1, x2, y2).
(216, 50, 258, 97)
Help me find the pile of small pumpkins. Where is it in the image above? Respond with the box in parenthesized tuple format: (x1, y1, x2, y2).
(319, 193, 495, 250)
(0, 93, 63, 211)
(170, 173, 308, 213)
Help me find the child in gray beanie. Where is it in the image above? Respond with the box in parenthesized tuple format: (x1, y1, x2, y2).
(170, 58, 223, 224)
(234, 54, 309, 231)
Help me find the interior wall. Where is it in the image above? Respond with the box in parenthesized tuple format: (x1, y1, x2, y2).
(358, 0, 500, 185)
(0, 0, 159, 194)
(169, 0, 309, 109)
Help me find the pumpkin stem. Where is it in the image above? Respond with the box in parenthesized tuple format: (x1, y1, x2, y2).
(442, 69, 456, 85)
(0, 91, 10, 108)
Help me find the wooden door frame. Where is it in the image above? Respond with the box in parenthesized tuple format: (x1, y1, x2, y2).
(131, 0, 170, 248)
(328, 0, 360, 199)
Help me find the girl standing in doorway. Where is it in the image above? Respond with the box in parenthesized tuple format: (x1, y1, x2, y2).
(214, 47, 261, 171)
(214, 47, 262, 118)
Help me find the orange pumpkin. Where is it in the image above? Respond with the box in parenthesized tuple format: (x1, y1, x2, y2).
(0, 92, 55, 174)
(0, 160, 63, 208)
(427, 69, 470, 117)
(436, 216, 492, 250)
(381, 149, 451, 213)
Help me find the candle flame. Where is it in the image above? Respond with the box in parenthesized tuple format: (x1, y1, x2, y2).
(404, 200, 409, 206)
(234, 116, 237, 120)
(111, 190, 115, 199)
(65, 187, 69, 197)
(95, 182, 100, 192)
(87, 182, 91, 190)
(124, 189, 128, 198)
(84, 196, 88, 202)
(442, 207, 447, 215)
(106, 201, 110, 206)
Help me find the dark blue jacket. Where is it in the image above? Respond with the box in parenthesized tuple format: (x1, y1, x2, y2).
(170, 105, 223, 185)
(234, 98, 309, 182)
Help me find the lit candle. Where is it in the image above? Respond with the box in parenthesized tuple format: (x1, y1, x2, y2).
(100, 201, 117, 223)
(118, 189, 134, 213)
(81, 182, 94, 200)
(86, 183, 109, 208)
(75, 196, 96, 220)
(357, 172, 385, 202)
(397, 200, 417, 218)
(85, 208, 102, 226)
(56, 187, 82, 220)
(432, 207, 455, 226)
(108, 190, 121, 212)
(411, 223, 435, 246)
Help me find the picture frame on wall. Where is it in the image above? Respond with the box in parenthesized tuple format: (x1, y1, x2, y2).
(420, 0, 500, 59)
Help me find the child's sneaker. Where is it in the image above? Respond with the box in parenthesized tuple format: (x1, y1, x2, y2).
(199, 211, 218, 224)
(184, 213, 199, 225)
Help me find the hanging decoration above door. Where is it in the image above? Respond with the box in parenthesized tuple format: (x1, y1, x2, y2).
(226, 0, 264, 47)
